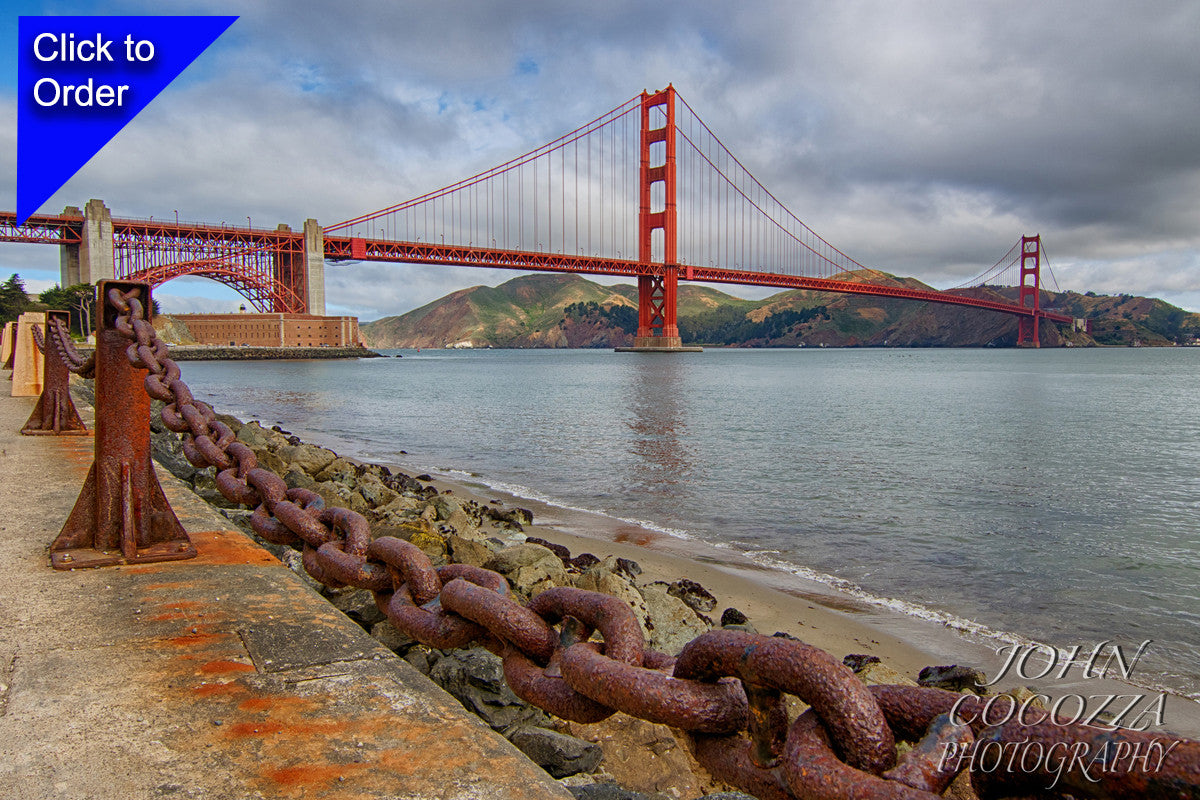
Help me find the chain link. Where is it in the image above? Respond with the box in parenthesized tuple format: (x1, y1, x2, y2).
(46, 315, 95, 378)
(101, 285, 1200, 800)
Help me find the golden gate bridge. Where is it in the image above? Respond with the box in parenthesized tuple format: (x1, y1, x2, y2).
(1, 85, 1073, 347)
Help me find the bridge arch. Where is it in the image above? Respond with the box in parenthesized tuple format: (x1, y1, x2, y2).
(126, 259, 304, 314)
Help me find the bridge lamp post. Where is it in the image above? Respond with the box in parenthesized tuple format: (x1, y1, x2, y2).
(173, 210, 178, 225)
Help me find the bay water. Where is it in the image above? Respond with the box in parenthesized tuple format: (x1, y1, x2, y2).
(179, 347, 1200, 698)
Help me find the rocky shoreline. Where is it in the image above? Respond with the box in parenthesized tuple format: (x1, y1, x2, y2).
(66, 378, 1025, 800)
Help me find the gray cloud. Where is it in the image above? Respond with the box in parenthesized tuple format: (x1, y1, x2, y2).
(7, 0, 1200, 315)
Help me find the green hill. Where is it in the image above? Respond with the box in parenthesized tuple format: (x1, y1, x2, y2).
(361, 272, 1200, 349)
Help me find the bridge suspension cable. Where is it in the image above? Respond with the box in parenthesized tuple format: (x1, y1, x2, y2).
(948, 239, 1023, 289)
(327, 95, 644, 262)
(673, 94, 870, 280)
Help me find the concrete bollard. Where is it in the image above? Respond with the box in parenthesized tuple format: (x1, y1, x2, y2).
(1, 320, 15, 370)
(51, 280, 195, 569)
(11, 312, 45, 396)
(22, 310, 88, 436)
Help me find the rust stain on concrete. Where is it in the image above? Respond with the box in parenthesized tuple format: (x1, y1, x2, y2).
(265, 762, 370, 790)
(189, 529, 283, 566)
(227, 720, 287, 738)
(199, 659, 256, 675)
(192, 680, 247, 698)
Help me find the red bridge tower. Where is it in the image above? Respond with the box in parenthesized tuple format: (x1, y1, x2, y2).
(624, 86, 699, 352)
(1017, 234, 1042, 347)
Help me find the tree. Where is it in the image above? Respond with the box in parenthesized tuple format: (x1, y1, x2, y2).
(0, 274, 35, 324)
(39, 283, 96, 337)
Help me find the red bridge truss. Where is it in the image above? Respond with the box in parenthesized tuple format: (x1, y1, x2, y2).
(2, 85, 1073, 345)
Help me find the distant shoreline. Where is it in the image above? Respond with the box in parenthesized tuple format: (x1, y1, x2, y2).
(77, 344, 385, 361)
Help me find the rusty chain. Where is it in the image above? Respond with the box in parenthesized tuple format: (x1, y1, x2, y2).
(101, 285, 1200, 800)
(46, 315, 96, 378)
(30, 323, 44, 354)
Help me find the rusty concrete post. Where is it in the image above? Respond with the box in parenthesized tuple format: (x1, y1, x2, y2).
(22, 311, 88, 436)
(51, 281, 196, 569)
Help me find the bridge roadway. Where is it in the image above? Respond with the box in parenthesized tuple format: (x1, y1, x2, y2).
(0, 388, 571, 800)
(0, 210, 1074, 328)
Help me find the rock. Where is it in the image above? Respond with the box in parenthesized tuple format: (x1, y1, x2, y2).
(443, 508, 481, 539)
(448, 535, 495, 568)
(666, 578, 717, 613)
(571, 553, 601, 571)
(212, 412, 243, 434)
(375, 518, 434, 542)
(356, 462, 391, 481)
(485, 543, 561, 575)
(486, 505, 534, 531)
(275, 442, 337, 475)
(357, 476, 398, 509)
(236, 421, 286, 451)
(430, 494, 462, 521)
(843, 654, 882, 673)
(638, 583, 711, 655)
(282, 465, 316, 490)
(383, 470, 424, 494)
(191, 467, 238, 508)
(485, 543, 566, 596)
(857, 661, 918, 687)
(562, 713, 726, 799)
(370, 494, 422, 526)
(427, 648, 549, 734)
(325, 587, 386, 630)
(312, 480, 369, 515)
(918, 665, 988, 695)
(696, 794, 759, 800)
(151, 435, 198, 483)
(315, 456, 358, 486)
(403, 646, 436, 675)
(598, 556, 641, 581)
(720, 608, 748, 627)
(526, 536, 571, 564)
(573, 566, 652, 644)
(277, 547, 326, 593)
(509, 727, 602, 778)
(369, 619, 415, 654)
(410, 528, 448, 565)
(253, 448, 289, 476)
(567, 785, 652, 800)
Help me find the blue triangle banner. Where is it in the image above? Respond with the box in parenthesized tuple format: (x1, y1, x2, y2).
(17, 15, 238, 226)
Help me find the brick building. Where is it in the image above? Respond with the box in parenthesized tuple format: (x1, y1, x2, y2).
(173, 313, 362, 348)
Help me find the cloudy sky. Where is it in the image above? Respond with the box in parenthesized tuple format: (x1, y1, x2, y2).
(4, 0, 1200, 318)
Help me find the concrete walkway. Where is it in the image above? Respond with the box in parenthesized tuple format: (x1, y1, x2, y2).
(0, 385, 572, 800)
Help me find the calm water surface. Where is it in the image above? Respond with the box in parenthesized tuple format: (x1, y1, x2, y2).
(181, 348, 1200, 696)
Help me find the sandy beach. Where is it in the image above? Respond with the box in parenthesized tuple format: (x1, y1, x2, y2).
(411, 464, 1200, 740)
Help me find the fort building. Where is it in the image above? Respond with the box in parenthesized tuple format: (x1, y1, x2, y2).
(172, 312, 362, 348)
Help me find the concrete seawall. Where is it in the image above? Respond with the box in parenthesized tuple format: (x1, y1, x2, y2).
(0, 388, 570, 800)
